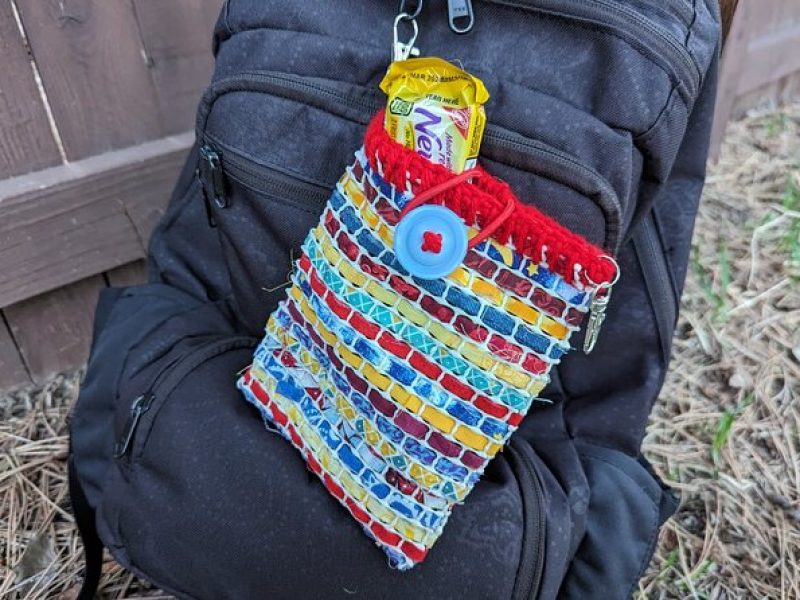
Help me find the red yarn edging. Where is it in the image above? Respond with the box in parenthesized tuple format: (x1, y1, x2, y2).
(363, 111, 616, 287)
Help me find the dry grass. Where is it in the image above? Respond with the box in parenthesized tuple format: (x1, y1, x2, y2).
(1, 105, 798, 599)
(638, 104, 800, 599)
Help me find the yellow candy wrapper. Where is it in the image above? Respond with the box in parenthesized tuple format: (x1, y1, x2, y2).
(380, 57, 490, 173)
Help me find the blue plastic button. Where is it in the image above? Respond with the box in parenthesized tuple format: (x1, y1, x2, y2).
(394, 205, 468, 280)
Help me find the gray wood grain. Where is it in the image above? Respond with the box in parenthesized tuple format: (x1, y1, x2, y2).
(0, 0, 61, 177)
(0, 133, 193, 309)
(0, 314, 31, 389)
(16, 0, 163, 160)
(711, 0, 750, 161)
(132, 0, 221, 134)
(4, 276, 105, 383)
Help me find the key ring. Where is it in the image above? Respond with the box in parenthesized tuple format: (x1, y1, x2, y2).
(398, 0, 424, 20)
(585, 255, 621, 292)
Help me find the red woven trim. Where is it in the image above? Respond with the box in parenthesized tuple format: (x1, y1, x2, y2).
(364, 111, 616, 287)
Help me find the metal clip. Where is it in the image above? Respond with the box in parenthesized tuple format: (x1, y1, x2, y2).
(583, 290, 611, 354)
(583, 256, 621, 354)
(393, 12, 421, 62)
(448, 0, 475, 34)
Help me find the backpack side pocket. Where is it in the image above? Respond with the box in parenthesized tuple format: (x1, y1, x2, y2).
(559, 442, 678, 599)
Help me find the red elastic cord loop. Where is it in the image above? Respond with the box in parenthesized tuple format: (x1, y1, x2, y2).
(467, 192, 516, 250)
(398, 168, 482, 219)
(398, 168, 516, 250)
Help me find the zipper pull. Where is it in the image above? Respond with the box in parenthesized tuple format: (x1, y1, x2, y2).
(393, 11, 421, 62)
(583, 289, 612, 354)
(196, 166, 217, 228)
(114, 393, 155, 458)
(582, 256, 620, 354)
(199, 144, 228, 227)
(447, 0, 474, 34)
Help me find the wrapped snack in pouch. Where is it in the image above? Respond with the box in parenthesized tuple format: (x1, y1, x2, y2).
(380, 57, 490, 173)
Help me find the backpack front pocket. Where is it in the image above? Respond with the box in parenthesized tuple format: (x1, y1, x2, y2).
(237, 113, 619, 570)
(197, 75, 377, 332)
(103, 333, 534, 600)
(196, 70, 627, 335)
(113, 335, 258, 467)
(198, 138, 331, 331)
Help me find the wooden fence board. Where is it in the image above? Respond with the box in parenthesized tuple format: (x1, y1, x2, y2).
(732, 71, 800, 119)
(720, 0, 739, 45)
(737, 22, 800, 96)
(0, 133, 193, 309)
(745, 0, 799, 37)
(4, 275, 105, 382)
(0, 317, 30, 388)
(132, 0, 221, 134)
(106, 260, 147, 287)
(711, 0, 752, 160)
(0, 0, 60, 177)
(16, 0, 163, 160)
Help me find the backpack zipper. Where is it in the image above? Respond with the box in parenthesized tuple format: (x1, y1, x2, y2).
(448, 0, 475, 33)
(114, 336, 258, 462)
(444, 0, 691, 37)
(114, 393, 155, 458)
(197, 72, 622, 252)
(197, 145, 227, 227)
(506, 438, 547, 600)
(485, 0, 700, 100)
(481, 128, 621, 252)
(632, 210, 679, 361)
(199, 135, 330, 213)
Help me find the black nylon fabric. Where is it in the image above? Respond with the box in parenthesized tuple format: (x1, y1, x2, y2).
(70, 1, 721, 598)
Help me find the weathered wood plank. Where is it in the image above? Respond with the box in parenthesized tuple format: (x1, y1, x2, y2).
(106, 260, 147, 287)
(720, 0, 739, 45)
(4, 276, 106, 383)
(0, 313, 31, 389)
(744, 0, 799, 38)
(132, 0, 221, 134)
(711, 0, 751, 161)
(737, 22, 800, 96)
(16, 0, 163, 160)
(0, 133, 193, 309)
(0, 0, 61, 177)
(731, 71, 800, 120)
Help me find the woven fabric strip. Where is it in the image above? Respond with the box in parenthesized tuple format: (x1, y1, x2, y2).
(239, 125, 607, 570)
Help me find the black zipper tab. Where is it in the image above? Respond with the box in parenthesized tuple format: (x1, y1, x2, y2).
(114, 393, 155, 458)
(448, 0, 474, 33)
(199, 144, 229, 211)
(196, 166, 217, 228)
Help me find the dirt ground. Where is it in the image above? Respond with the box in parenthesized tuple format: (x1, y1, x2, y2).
(1, 104, 798, 599)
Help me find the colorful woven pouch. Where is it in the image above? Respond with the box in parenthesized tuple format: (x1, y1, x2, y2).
(238, 112, 618, 570)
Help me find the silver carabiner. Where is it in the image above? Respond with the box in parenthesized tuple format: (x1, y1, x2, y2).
(583, 255, 621, 354)
(393, 12, 421, 62)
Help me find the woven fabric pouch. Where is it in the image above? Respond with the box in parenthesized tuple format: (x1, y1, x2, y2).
(238, 112, 617, 570)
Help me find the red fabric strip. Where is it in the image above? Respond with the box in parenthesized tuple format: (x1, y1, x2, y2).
(363, 111, 616, 287)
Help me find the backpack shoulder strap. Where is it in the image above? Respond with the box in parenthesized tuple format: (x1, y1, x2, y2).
(68, 455, 103, 600)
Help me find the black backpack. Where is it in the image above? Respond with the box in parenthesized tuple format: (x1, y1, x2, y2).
(69, 1, 721, 598)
